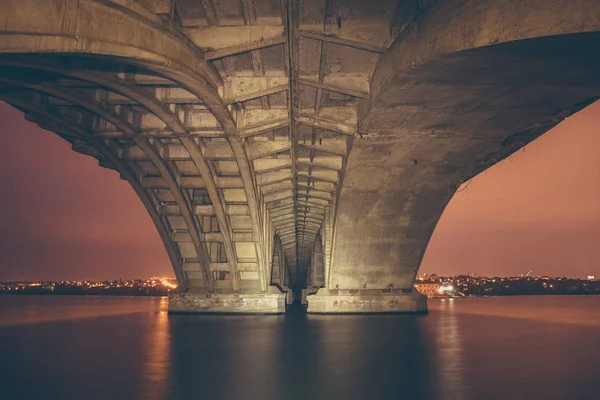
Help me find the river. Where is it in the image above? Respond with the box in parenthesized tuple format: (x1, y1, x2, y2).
(0, 295, 598, 399)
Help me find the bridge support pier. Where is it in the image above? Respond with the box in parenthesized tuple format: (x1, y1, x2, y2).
(306, 288, 427, 314)
(168, 287, 286, 314)
(284, 289, 294, 306)
(301, 287, 320, 305)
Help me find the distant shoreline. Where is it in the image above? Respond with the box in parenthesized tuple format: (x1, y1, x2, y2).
(0, 292, 167, 297)
(2, 276, 598, 297)
(432, 293, 600, 298)
(1, 292, 599, 298)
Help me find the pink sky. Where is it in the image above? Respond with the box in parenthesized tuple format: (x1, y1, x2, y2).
(0, 101, 598, 280)
(421, 101, 600, 277)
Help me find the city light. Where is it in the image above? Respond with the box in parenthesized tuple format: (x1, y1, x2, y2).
(438, 285, 454, 293)
(414, 274, 600, 297)
(161, 279, 178, 289)
(2, 275, 600, 298)
(0, 278, 178, 296)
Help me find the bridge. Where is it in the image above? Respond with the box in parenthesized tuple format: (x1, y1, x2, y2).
(0, 0, 598, 313)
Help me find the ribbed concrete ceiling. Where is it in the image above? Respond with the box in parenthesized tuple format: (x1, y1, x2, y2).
(0, 0, 400, 288)
(174, 0, 397, 274)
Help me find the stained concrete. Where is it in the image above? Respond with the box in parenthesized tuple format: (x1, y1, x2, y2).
(0, 0, 599, 313)
(169, 290, 286, 314)
(306, 288, 427, 314)
(329, 1, 600, 290)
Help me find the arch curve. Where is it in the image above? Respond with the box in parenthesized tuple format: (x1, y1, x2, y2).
(329, 1, 600, 289)
(0, 0, 272, 292)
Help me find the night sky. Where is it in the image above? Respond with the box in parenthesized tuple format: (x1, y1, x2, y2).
(0, 101, 599, 281)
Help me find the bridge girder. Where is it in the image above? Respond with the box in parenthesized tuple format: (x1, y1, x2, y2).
(0, 0, 599, 313)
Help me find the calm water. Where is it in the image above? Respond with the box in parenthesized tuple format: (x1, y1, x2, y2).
(0, 295, 599, 400)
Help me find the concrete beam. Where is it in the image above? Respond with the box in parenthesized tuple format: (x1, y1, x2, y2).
(238, 118, 289, 138)
(298, 78, 369, 99)
(296, 114, 356, 136)
(248, 140, 292, 160)
(298, 30, 386, 54)
(223, 76, 288, 104)
(204, 34, 286, 60)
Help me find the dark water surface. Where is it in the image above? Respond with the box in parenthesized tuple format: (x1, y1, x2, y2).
(1, 295, 599, 400)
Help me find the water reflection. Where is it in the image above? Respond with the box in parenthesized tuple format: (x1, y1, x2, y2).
(1, 296, 600, 400)
(430, 295, 600, 326)
(273, 305, 323, 400)
(314, 314, 435, 399)
(433, 299, 468, 400)
(140, 298, 170, 400)
(163, 306, 439, 399)
(0, 295, 157, 327)
(166, 314, 287, 399)
(0, 296, 163, 400)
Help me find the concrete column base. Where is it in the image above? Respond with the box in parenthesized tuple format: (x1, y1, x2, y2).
(284, 288, 294, 305)
(301, 287, 319, 305)
(306, 288, 428, 314)
(168, 288, 286, 314)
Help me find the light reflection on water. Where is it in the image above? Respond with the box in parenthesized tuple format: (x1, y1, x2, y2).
(0, 295, 599, 400)
(434, 299, 467, 400)
(140, 298, 170, 400)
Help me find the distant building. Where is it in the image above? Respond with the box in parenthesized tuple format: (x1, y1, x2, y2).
(414, 281, 439, 299)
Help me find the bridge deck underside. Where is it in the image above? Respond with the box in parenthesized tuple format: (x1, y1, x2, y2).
(0, 0, 398, 292)
(0, 0, 599, 307)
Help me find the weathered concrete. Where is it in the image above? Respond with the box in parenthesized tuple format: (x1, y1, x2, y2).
(301, 287, 319, 305)
(169, 288, 286, 314)
(307, 288, 427, 314)
(309, 233, 325, 288)
(0, 0, 599, 313)
(285, 290, 294, 306)
(328, 0, 600, 291)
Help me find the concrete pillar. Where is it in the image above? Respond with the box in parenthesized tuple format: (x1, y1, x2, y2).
(306, 288, 427, 314)
(168, 286, 286, 314)
(310, 234, 325, 288)
(285, 289, 294, 305)
(301, 287, 319, 306)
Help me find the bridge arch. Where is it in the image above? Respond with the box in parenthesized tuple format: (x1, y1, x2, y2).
(328, 0, 600, 292)
(2, 0, 600, 313)
(0, 0, 270, 294)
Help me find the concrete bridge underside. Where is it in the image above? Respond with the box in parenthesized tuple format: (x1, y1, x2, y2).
(0, 0, 598, 313)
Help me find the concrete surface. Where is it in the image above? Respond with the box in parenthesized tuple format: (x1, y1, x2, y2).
(169, 290, 286, 314)
(0, 0, 598, 313)
(306, 288, 427, 314)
